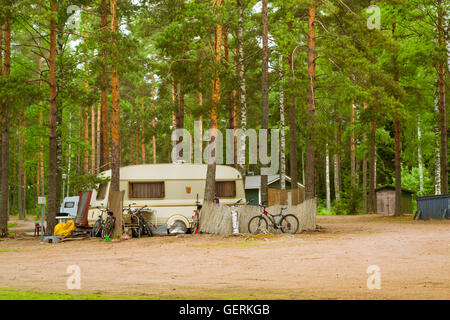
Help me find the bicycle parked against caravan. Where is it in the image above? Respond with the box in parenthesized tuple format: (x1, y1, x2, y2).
(123, 203, 154, 238)
(92, 207, 115, 238)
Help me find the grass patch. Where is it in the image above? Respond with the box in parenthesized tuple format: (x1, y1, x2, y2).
(0, 287, 307, 300)
(0, 249, 19, 253)
(0, 288, 149, 300)
(7, 222, 18, 228)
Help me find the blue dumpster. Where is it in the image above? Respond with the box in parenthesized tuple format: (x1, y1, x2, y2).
(415, 194, 450, 220)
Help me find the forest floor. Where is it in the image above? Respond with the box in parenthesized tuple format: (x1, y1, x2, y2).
(0, 214, 448, 300)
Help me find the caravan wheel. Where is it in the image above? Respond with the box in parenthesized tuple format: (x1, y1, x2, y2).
(168, 220, 187, 234)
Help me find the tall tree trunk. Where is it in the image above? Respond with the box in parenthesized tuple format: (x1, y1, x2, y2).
(18, 107, 25, 219)
(83, 11, 90, 174)
(305, 0, 316, 201)
(233, 49, 239, 167)
(394, 118, 402, 216)
(0, 6, 11, 236)
(437, 1, 448, 194)
(110, 0, 122, 237)
(151, 75, 156, 164)
(224, 28, 234, 134)
(39, 112, 45, 196)
(434, 79, 441, 195)
(417, 114, 424, 193)
(204, 0, 222, 203)
(362, 102, 368, 213)
(288, 23, 298, 204)
(350, 104, 356, 185)
(368, 121, 376, 213)
(91, 105, 96, 172)
(135, 133, 139, 165)
(237, 0, 247, 176)
(325, 144, 331, 211)
(260, 0, 269, 205)
(177, 75, 185, 159)
(279, 61, 286, 191)
(140, 87, 146, 164)
(68, 112, 73, 196)
(96, 104, 101, 171)
(393, 22, 402, 216)
(100, 0, 109, 171)
(334, 117, 341, 201)
(47, 0, 58, 235)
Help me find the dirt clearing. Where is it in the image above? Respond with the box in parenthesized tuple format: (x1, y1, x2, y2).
(0, 214, 449, 299)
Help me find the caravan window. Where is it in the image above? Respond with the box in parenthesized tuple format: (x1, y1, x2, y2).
(64, 202, 75, 208)
(96, 183, 108, 200)
(129, 182, 165, 199)
(215, 181, 236, 198)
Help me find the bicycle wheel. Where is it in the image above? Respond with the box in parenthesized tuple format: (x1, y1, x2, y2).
(92, 220, 102, 237)
(139, 216, 153, 237)
(143, 222, 153, 237)
(280, 214, 299, 234)
(248, 216, 269, 234)
(102, 217, 114, 238)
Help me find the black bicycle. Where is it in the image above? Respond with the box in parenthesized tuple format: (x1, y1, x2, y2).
(92, 207, 115, 238)
(123, 204, 153, 238)
(248, 204, 299, 234)
(134, 206, 153, 237)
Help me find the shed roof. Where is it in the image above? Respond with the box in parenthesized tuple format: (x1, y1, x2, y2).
(375, 185, 416, 194)
(245, 175, 305, 189)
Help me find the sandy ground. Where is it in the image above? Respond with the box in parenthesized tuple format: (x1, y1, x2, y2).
(0, 214, 449, 300)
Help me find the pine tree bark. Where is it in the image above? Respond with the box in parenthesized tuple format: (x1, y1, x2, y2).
(287, 20, 298, 204)
(18, 107, 25, 219)
(47, 0, 58, 235)
(100, 0, 109, 171)
(110, 0, 122, 237)
(83, 11, 90, 174)
(305, 0, 316, 201)
(204, 0, 222, 203)
(368, 121, 376, 213)
(260, 0, 269, 205)
(91, 105, 96, 172)
(140, 87, 146, 164)
(334, 117, 341, 201)
(437, 1, 448, 194)
(0, 7, 10, 236)
(393, 22, 402, 216)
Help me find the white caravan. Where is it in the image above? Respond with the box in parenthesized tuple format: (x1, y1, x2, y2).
(87, 163, 246, 233)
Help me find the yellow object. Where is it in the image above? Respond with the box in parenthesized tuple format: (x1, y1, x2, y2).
(54, 220, 75, 237)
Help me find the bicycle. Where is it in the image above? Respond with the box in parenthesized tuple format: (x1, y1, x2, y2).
(102, 210, 116, 238)
(134, 206, 153, 237)
(123, 204, 153, 238)
(92, 207, 115, 238)
(248, 204, 299, 234)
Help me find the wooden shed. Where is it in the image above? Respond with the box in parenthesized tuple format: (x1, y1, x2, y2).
(375, 185, 415, 215)
(245, 174, 305, 206)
